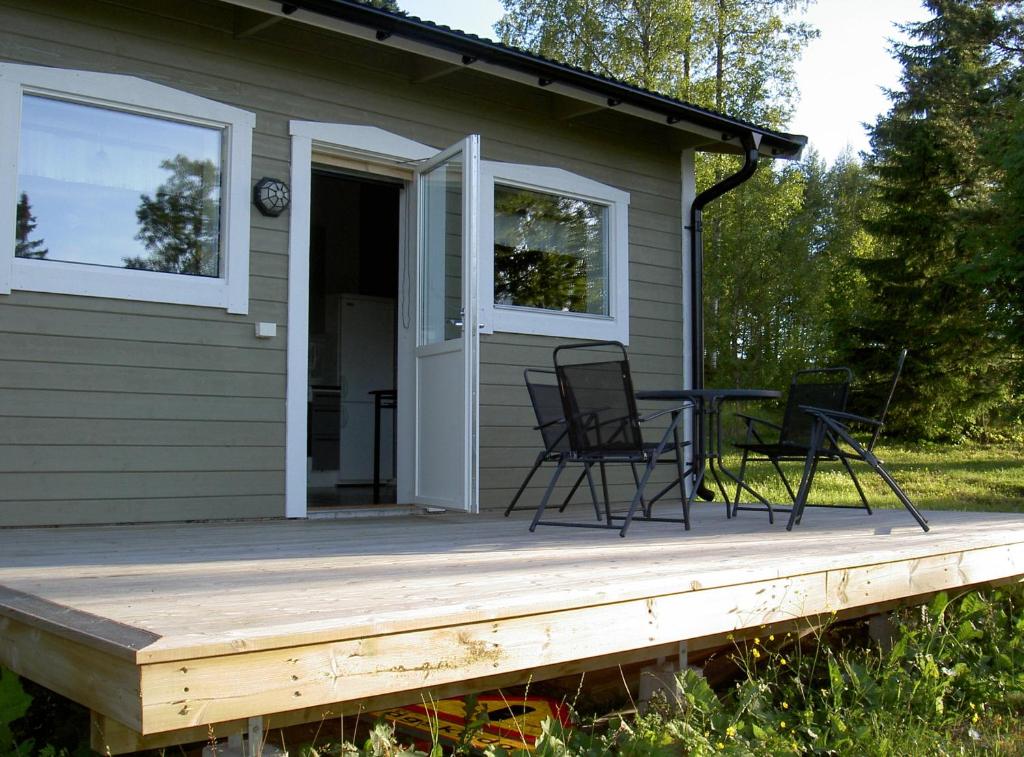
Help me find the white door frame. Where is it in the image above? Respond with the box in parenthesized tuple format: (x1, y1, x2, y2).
(285, 122, 436, 517)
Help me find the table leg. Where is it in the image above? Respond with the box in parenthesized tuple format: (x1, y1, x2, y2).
(372, 392, 382, 504)
(709, 398, 776, 523)
(672, 412, 690, 529)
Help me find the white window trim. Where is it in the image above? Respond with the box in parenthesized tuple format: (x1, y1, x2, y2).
(479, 160, 630, 344)
(0, 63, 255, 314)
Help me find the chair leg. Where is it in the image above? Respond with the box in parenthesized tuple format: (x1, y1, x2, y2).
(505, 452, 545, 517)
(673, 423, 690, 530)
(731, 448, 750, 517)
(788, 421, 826, 531)
(529, 459, 567, 532)
(583, 463, 603, 521)
(557, 468, 589, 513)
(599, 462, 613, 524)
(619, 458, 657, 537)
(772, 457, 798, 503)
(821, 419, 928, 532)
(839, 455, 872, 514)
(629, 462, 648, 517)
(856, 445, 930, 532)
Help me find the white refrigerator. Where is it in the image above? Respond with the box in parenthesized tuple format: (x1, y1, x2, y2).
(338, 295, 395, 484)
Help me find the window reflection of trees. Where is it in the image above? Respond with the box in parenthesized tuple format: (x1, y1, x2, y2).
(494, 186, 607, 315)
(15, 94, 223, 277)
(15, 192, 48, 260)
(126, 154, 221, 276)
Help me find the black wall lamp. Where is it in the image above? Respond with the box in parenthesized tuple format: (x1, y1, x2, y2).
(253, 177, 290, 217)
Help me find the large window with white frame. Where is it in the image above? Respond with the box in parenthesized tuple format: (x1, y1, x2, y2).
(479, 161, 630, 343)
(0, 63, 254, 313)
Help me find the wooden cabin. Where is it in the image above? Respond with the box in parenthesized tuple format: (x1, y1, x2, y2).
(1, 0, 1023, 753)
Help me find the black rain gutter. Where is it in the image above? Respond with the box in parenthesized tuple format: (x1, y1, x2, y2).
(689, 131, 760, 477)
(274, 0, 806, 158)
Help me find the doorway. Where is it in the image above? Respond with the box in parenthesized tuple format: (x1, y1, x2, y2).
(286, 123, 480, 518)
(306, 169, 401, 509)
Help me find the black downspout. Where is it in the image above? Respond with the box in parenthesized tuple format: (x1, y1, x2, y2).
(690, 131, 760, 391)
(688, 131, 760, 488)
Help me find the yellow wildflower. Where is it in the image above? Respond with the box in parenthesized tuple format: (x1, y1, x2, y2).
(726, 725, 737, 738)
(972, 713, 979, 724)
(754, 637, 761, 645)
(716, 742, 725, 750)
(769, 634, 775, 642)
(780, 721, 786, 729)
(782, 702, 789, 710)
(779, 657, 788, 666)
(752, 647, 762, 660)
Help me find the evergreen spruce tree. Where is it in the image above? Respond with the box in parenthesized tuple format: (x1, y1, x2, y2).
(14, 193, 48, 260)
(855, 0, 1022, 439)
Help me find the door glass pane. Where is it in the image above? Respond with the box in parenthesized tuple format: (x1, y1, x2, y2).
(16, 94, 224, 277)
(420, 153, 463, 345)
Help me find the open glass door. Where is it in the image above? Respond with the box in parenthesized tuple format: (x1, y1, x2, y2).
(413, 135, 480, 510)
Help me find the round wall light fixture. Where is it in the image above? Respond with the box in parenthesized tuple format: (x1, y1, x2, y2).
(253, 177, 290, 217)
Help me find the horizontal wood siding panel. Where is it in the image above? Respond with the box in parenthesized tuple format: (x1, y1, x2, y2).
(0, 471, 284, 502)
(0, 419, 284, 447)
(0, 362, 285, 398)
(0, 496, 284, 527)
(0, 445, 284, 474)
(0, 0, 685, 522)
(0, 333, 283, 374)
(0, 390, 284, 423)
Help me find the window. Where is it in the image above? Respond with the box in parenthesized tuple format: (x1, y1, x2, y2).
(493, 185, 608, 315)
(0, 63, 254, 313)
(480, 162, 629, 343)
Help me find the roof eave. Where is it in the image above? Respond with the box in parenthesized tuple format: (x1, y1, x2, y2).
(235, 0, 808, 159)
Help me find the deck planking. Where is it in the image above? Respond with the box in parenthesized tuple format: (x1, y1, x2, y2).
(2, 505, 1024, 744)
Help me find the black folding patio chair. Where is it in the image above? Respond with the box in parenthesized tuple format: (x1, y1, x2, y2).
(504, 368, 602, 520)
(529, 341, 691, 537)
(731, 367, 853, 521)
(789, 349, 929, 532)
(827, 347, 909, 514)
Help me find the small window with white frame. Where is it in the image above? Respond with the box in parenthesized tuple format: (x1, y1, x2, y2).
(480, 161, 630, 343)
(0, 63, 254, 313)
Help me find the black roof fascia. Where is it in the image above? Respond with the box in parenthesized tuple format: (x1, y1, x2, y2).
(278, 0, 807, 158)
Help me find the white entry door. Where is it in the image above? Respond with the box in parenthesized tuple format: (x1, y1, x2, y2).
(413, 135, 480, 510)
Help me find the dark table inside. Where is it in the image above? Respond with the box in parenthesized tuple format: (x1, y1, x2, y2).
(635, 387, 782, 515)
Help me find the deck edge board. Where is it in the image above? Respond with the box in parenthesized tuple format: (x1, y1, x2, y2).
(0, 585, 159, 661)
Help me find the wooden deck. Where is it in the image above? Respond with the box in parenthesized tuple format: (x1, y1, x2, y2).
(2, 505, 1024, 752)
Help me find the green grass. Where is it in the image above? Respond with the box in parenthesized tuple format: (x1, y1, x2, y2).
(726, 441, 1024, 514)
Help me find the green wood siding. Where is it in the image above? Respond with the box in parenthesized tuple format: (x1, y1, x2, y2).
(0, 0, 684, 524)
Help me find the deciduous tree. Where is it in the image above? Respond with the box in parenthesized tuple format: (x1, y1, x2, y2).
(128, 154, 221, 277)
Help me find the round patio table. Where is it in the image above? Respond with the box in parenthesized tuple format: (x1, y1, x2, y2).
(635, 388, 782, 518)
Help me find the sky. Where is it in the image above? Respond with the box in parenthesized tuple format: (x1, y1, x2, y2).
(398, 0, 933, 163)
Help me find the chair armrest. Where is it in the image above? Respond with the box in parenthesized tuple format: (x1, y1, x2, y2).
(533, 417, 566, 431)
(639, 403, 693, 423)
(734, 412, 783, 431)
(799, 406, 884, 427)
